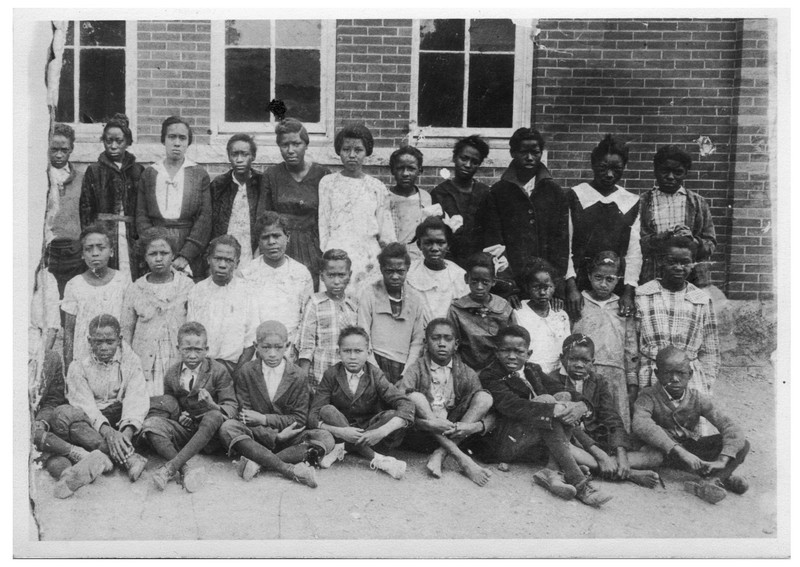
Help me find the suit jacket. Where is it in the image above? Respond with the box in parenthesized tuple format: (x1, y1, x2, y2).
(308, 362, 414, 429)
(543, 368, 630, 450)
(163, 357, 238, 419)
(209, 169, 262, 255)
(396, 352, 486, 410)
(479, 358, 589, 430)
(233, 359, 310, 429)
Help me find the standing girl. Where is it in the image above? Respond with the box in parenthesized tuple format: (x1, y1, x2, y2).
(259, 118, 331, 290)
(62, 226, 131, 370)
(386, 146, 432, 264)
(121, 227, 194, 396)
(136, 116, 212, 280)
(318, 124, 395, 297)
(79, 114, 145, 281)
(571, 251, 638, 431)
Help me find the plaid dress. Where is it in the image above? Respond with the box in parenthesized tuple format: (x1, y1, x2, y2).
(634, 279, 720, 394)
(296, 292, 358, 391)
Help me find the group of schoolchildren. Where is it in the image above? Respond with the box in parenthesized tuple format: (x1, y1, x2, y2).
(28, 116, 750, 511)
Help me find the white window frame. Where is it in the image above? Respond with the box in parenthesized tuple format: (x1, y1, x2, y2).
(209, 19, 335, 138)
(409, 18, 534, 141)
(59, 20, 138, 143)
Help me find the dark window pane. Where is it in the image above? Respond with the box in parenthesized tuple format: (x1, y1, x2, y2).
(55, 48, 74, 123)
(225, 20, 270, 46)
(65, 21, 74, 46)
(467, 53, 514, 128)
(275, 20, 321, 47)
(225, 48, 271, 122)
(79, 49, 125, 124)
(276, 49, 320, 122)
(79, 21, 125, 47)
(418, 52, 463, 128)
(469, 19, 515, 52)
(419, 19, 464, 51)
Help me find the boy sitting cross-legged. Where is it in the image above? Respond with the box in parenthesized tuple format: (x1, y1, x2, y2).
(632, 345, 750, 504)
(308, 326, 414, 480)
(397, 318, 495, 486)
(142, 322, 238, 492)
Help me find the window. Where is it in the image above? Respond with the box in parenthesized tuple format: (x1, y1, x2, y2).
(55, 21, 135, 128)
(411, 19, 534, 138)
(210, 20, 335, 135)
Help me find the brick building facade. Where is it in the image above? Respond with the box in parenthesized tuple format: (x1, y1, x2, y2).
(62, 18, 776, 299)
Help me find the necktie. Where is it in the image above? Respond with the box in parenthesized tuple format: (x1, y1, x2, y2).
(189, 372, 195, 391)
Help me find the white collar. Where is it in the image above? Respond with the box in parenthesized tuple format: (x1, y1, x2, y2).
(581, 289, 620, 307)
(654, 185, 687, 196)
(154, 157, 196, 177)
(429, 359, 453, 372)
(573, 182, 639, 214)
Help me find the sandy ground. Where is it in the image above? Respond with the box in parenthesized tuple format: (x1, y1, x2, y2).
(28, 360, 777, 542)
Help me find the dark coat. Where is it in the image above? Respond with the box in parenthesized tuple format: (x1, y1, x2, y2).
(163, 357, 238, 420)
(209, 169, 262, 256)
(430, 179, 491, 267)
(233, 359, 310, 429)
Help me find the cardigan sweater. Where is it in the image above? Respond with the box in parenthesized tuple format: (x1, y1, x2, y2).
(209, 169, 262, 256)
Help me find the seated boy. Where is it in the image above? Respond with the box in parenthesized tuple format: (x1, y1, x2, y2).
(477, 325, 612, 507)
(188, 235, 258, 375)
(50, 314, 149, 489)
(242, 211, 314, 349)
(543, 334, 662, 488)
(142, 322, 238, 492)
(219, 321, 331, 488)
(358, 242, 427, 384)
(308, 326, 414, 480)
(297, 249, 358, 392)
(397, 318, 494, 486)
(406, 216, 469, 320)
(447, 252, 515, 370)
(632, 345, 750, 504)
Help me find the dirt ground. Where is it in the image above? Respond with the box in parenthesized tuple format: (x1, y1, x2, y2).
(27, 360, 777, 543)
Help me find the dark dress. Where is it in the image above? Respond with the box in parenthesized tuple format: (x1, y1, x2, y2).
(258, 161, 331, 289)
(430, 178, 491, 268)
(79, 152, 145, 279)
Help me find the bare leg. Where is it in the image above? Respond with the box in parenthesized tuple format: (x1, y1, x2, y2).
(570, 443, 663, 488)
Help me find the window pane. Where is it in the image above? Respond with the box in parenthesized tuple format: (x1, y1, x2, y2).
(275, 20, 321, 48)
(225, 48, 271, 122)
(225, 20, 270, 47)
(418, 52, 463, 128)
(469, 19, 515, 52)
(79, 20, 125, 47)
(467, 53, 514, 128)
(276, 49, 320, 122)
(65, 21, 74, 46)
(419, 19, 464, 51)
(79, 49, 125, 123)
(55, 48, 74, 123)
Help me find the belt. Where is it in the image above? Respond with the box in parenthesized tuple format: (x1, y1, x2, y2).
(153, 219, 194, 230)
(96, 213, 134, 223)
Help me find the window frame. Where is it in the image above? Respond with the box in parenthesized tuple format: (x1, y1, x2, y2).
(58, 20, 138, 143)
(209, 19, 335, 138)
(409, 18, 534, 140)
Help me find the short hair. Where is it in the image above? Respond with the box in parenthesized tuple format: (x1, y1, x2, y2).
(206, 234, 242, 261)
(178, 321, 207, 344)
(425, 318, 459, 341)
(389, 145, 424, 172)
(465, 252, 496, 278)
(591, 134, 629, 167)
(160, 115, 193, 146)
(453, 134, 490, 161)
(655, 345, 690, 370)
(509, 127, 546, 153)
(88, 313, 121, 336)
(653, 144, 692, 171)
(254, 211, 290, 238)
(520, 257, 557, 287)
(138, 226, 178, 256)
(588, 250, 621, 275)
(53, 123, 76, 147)
(378, 242, 411, 268)
(321, 248, 352, 272)
(334, 123, 374, 157)
(256, 320, 288, 342)
(338, 325, 370, 346)
(659, 235, 697, 259)
(275, 118, 310, 146)
(495, 325, 531, 348)
(79, 224, 111, 245)
(561, 333, 596, 357)
(226, 133, 257, 158)
(101, 113, 133, 145)
(413, 215, 451, 244)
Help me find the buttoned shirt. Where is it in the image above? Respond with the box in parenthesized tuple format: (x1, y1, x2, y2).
(347, 368, 365, 396)
(406, 259, 469, 320)
(263, 359, 286, 400)
(228, 174, 254, 265)
(651, 186, 687, 233)
(428, 359, 454, 418)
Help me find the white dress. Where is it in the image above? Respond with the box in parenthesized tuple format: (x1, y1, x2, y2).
(62, 270, 131, 365)
(318, 172, 396, 298)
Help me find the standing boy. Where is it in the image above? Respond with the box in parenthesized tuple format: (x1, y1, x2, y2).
(143, 322, 238, 492)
